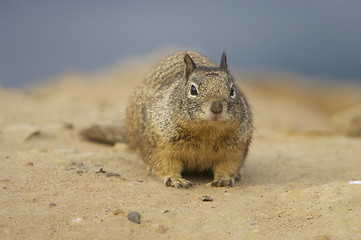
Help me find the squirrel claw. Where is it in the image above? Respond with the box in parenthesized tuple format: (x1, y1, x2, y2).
(210, 179, 235, 187)
(164, 177, 193, 189)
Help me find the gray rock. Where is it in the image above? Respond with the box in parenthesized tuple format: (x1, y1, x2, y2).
(127, 211, 141, 224)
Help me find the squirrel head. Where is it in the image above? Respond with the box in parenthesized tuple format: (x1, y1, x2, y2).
(178, 52, 245, 125)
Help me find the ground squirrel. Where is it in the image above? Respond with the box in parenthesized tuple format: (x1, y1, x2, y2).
(81, 51, 253, 188)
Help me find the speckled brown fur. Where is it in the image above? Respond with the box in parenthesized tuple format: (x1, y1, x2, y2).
(82, 51, 253, 188)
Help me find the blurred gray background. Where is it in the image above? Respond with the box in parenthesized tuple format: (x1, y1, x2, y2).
(1, 0, 361, 87)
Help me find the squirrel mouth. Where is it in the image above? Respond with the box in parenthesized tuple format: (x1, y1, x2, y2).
(210, 114, 223, 122)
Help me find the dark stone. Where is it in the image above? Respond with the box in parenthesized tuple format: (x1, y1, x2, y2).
(202, 195, 213, 202)
(127, 211, 141, 224)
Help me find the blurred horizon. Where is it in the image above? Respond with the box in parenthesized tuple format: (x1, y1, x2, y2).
(1, 0, 361, 87)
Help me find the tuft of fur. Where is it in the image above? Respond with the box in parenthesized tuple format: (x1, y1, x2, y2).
(82, 51, 253, 188)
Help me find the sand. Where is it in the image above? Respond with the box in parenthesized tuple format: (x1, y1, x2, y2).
(1, 54, 361, 239)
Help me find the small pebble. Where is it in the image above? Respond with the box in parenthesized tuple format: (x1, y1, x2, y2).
(313, 236, 330, 240)
(71, 217, 83, 224)
(105, 172, 121, 177)
(202, 195, 213, 202)
(49, 202, 57, 208)
(112, 208, 124, 216)
(127, 211, 141, 224)
(155, 225, 168, 234)
(95, 167, 106, 174)
(62, 122, 74, 129)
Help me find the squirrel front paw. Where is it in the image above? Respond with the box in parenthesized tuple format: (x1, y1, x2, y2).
(164, 177, 193, 188)
(209, 178, 235, 187)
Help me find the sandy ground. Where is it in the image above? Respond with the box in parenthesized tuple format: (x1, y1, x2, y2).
(1, 53, 361, 239)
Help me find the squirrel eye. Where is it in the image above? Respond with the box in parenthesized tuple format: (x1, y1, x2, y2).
(230, 86, 235, 97)
(190, 84, 198, 96)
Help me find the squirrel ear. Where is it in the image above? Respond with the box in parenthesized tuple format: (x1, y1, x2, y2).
(184, 53, 197, 79)
(220, 51, 228, 71)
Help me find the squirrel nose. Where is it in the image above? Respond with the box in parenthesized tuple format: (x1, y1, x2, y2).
(210, 101, 223, 114)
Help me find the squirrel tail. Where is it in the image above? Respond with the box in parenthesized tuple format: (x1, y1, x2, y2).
(80, 124, 128, 145)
